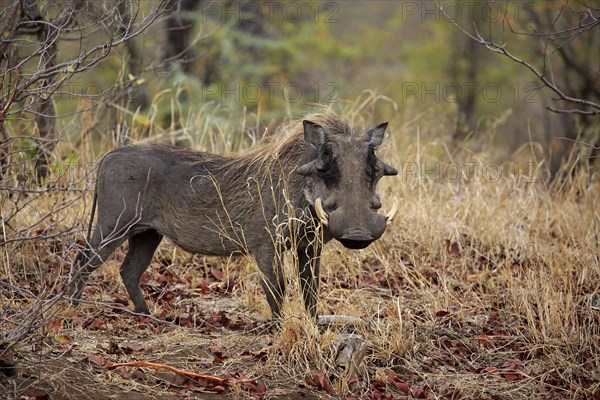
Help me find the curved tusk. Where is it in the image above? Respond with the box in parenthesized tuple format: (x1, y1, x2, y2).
(384, 197, 398, 225)
(314, 197, 329, 227)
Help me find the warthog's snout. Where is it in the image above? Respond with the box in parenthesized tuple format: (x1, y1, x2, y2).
(338, 233, 377, 250)
(314, 196, 398, 249)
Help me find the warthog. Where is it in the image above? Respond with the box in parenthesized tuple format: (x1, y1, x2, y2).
(66, 114, 398, 322)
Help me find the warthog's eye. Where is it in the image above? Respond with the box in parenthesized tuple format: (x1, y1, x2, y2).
(321, 143, 333, 158)
(367, 146, 382, 173)
(366, 146, 383, 189)
(316, 143, 334, 172)
(314, 143, 340, 185)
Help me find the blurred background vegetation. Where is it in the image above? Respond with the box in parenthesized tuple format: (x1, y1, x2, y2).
(1, 0, 598, 180)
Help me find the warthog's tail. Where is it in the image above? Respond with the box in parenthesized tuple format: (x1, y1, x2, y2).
(86, 191, 98, 241)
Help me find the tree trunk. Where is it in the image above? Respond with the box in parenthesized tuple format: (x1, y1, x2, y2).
(459, 37, 478, 134)
(449, 3, 481, 141)
(33, 2, 58, 182)
(0, 1, 25, 178)
(118, 0, 148, 110)
(163, 0, 199, 73)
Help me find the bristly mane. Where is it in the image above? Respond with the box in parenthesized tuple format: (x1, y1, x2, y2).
(223, 112, 359, 175)
(132, 113, 361, 182)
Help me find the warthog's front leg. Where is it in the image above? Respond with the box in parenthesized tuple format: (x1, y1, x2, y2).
(254, 245, 285, 324)
(298, 242, 321, 319)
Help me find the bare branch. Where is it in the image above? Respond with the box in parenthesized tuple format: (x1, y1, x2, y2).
(436, 0, 600, 116)
(546, 106, 600, 115)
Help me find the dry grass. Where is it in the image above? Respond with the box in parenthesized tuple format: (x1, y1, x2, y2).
(1, 95, 598, 399)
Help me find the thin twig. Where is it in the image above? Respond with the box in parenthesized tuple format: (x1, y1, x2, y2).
(105, 360, 256, 386)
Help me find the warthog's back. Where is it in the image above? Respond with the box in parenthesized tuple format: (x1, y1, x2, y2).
(95, 144, 275, 256)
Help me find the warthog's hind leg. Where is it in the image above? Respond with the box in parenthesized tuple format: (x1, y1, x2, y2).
(65, 228, 126, 305)
(119, 229, 162, 314)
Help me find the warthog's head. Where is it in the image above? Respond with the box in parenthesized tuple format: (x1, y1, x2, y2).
(297, 119, 398, 249)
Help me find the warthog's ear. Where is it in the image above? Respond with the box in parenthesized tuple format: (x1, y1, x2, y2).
(303, 120, 326, 147)
(365, 122, 388, 147)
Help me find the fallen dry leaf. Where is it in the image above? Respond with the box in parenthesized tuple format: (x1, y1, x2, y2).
(305, 370, 335, 394)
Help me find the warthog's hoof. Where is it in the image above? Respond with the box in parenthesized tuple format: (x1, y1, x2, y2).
(0, 360, 17, 378)
(63, 281, 84, 306)
(132, 306, 151, 315)
(257, 319, 280, 334)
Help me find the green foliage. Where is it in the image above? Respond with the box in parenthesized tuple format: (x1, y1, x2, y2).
(16, 138, 37, 161)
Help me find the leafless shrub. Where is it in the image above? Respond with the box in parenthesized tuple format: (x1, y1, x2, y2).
(0, 0, 173, 180)
(0, 0, 176, 390)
